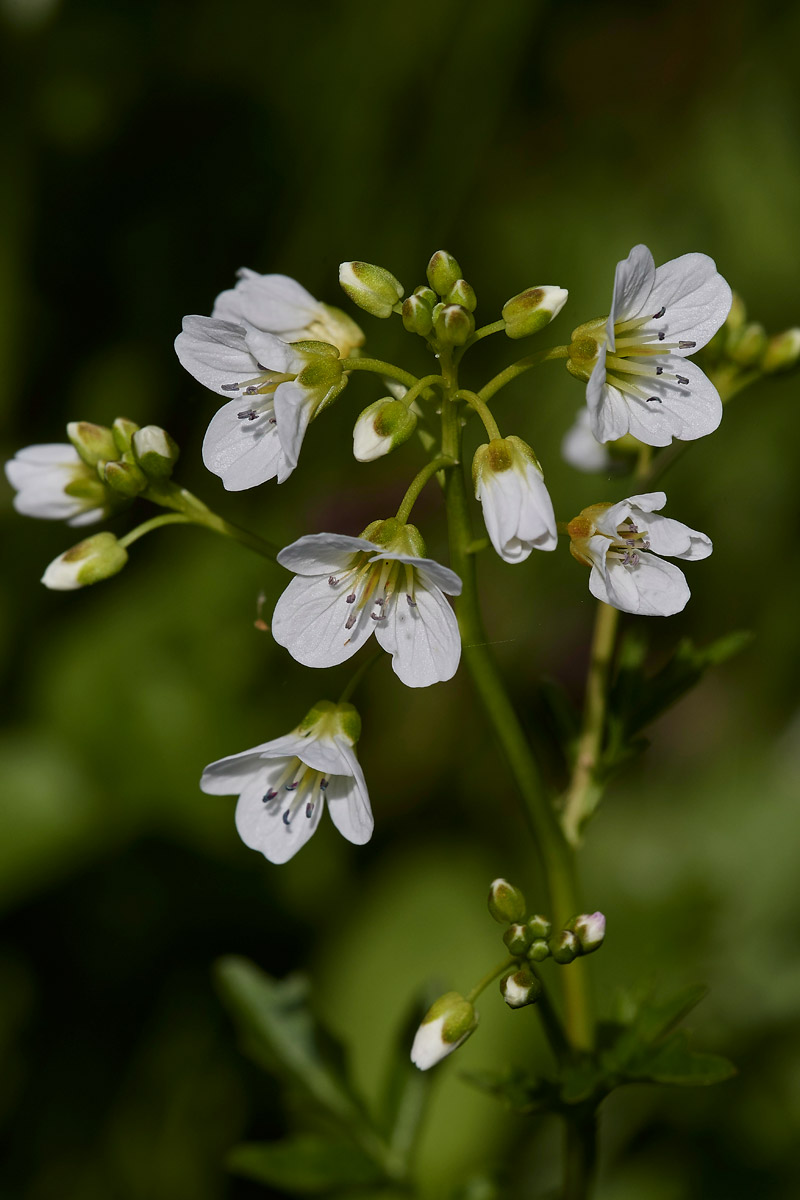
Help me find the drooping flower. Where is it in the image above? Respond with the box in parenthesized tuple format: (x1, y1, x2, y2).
(200, 700, 372, 864)
(271, 518, 462, 688)
(5, 443, 115, 526)
(567, 491, 711, 616)
(567, 245, 731, 446)
(472, 435, 557, 563)
(212, 268, 364, 358)
(174, 318, 346, 489)
(410, 991, 478, 1070)
(41, 531, 128, 590)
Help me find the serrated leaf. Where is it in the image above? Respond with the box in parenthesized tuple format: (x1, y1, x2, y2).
(228, 1137, 385, 1193)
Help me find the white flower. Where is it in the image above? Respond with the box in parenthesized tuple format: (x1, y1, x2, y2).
(410, 992, 478, 1070)
(567, 244, 731, 446)
(41, 531, 128, 590)
(5, 443, 112, 526)
(174, 317, 346, 490)
(567, 491, 711, 616)
(472, 436, 557, 562)
(272, 519, 462, 688)
(572, 912, 606, 954)
(562, 409, 623, 474)
(212, 268, 364, 358)
(200, 700, 372, 864)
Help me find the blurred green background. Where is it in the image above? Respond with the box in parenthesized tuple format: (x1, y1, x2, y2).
(2, 0, 800, 1196)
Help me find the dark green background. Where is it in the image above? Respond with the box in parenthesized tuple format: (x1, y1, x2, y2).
(2, 0, 800, 1196)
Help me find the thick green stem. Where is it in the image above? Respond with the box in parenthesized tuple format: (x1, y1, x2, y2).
(142, 482, 278, 559)
(563, 1111, 597, 1200)
(479, 344, 570, 404)
(529, 965, 571, 1066)
(395, 456, 456, 523)
(340, 357, 422, 390)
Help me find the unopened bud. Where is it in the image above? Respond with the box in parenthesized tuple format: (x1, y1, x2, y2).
(527, 914, 551, 939)
(502, 923, 531, 956)
(104, 459, 148, 497)
(527, 939, 551, 963)
(549, 929, 579, 965)
(762, 328, 800, 374)
(402, 294, 434, 336)
(427, 250, 462, 297)
(502, 286, 568, 339)
(112, 417, 140, 454)
(132, 425, 181, 479)
(413, 285, 437, 307)
(353, 398, 417, 462)
(41, 531, 128, 591)
(67, 421, 119, 467)
(433, 303, 474, 347)
(488, 878, 527, 924)
(728, 322, 767, 367)
(446, 278, 477, 311)
(339, 261, 404, 318)
(571, 912, 606, 955)
(410, 991, 478, 1070)
(500, 966, 542, 1009)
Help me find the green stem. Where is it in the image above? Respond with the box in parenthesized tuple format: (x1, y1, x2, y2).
(142, 482, 278, 559)
(563, 1111, 597, 1200)
(529, 965, 571, 1066)
(337, 647, 383, 705)
(454, 389, 502, 440)
(456, 319, 506, 357)
(395, 456, 456, 523)
(118, 512, 193, 548)
(439, 351, 593, 1051)
(340, 357, 422, 391)
(561, 601, 619, 847)
(479, 344, 570, 404)
(466, 957, 518, 1004)
(400, 373, 444, 408)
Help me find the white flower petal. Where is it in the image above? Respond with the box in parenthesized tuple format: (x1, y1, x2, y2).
(243, 328, 300, 373)
(324, 740, 373, 846)
(273, 381, 314, 469)
(636, 511, 712, 560)
(592, 553, 690, 616)
(369, 553, 462, 596)
(200, 743, 283, 794)
(607, 244, 656, 347)
(174, 316, 256, 395)
(562, 409, 616, 473)
(592, 493, 665, 538)
(586, 347, 631, 442)
(645, 252, 732, 352)
(214, 271, 318, 332)
(375, 581, 461, 687)
(621, 356, 722, 445)
(202, 398, 290, 490)
(271, 574, 375, 668)
(235, 765, 324, 864)
(276, 533, 377, 575)
(68, 506, 106, 527)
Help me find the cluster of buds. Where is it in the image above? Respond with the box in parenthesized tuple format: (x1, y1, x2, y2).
(489, 876, 605, 980)
(703, 292, 800, 375)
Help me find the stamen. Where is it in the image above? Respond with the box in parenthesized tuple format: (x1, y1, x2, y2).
(237, 409, 259, 420)
(346, 592, 356, 603)
(679, 340, 696, 349)
(305, 802, 314, 818)
(263, 788, 278, 802)
(656, 366, 663, 375)
(345, 610, 358, 630)
(222, 382, 240, 391)
(320, 778, 329, 790)
(406, 594, 417, 607)
(328, 576, 339, 587)
(282, 809, 291, 825)
(675, 374, 689, 386)
(652, 306, 666, 319)
(285, 780, 299, 791)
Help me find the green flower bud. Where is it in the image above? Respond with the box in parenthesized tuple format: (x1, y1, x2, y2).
(410, 991, 478, 1070)
(502, 286, 568, 339)
(427, 250, 462, 297)
(549, 929, 579, 964)
(762, 328, 800, 374)
(502, 922, 531, 956)
(413, 285, 437, 306)
(297, 698, 361, 746)
(527, 939, 551, 963)
(132, 425, 181, 479)
(339, 261, 404, 318)
(446, 278, 477, 312)
(67, 421, 119, 467)
(526, 914, 552, 939)
(433, 303, 474, 347)
(402, 294, 434, 336)
(570, 912, 606, 955)
(360, 517, 426, 558)
(728, 322, 767, 367)
(500, 965, 542, 1009)
(41, 531, 128, 591)
(353, 398, 417, 462)
(111, 417, 140, 454)
(487, 878, 527, 924)
(103, 459, 148, 497)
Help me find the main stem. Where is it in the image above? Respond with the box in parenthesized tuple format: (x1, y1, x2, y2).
(439, 350, 593, 1051)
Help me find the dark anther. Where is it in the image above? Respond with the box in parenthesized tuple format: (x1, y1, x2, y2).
(676, 374, 689, 386)
(679, 340, 696, 349)
(320, 779, 329, 790)
(346, 593, 356, 603)
(282, 810, 291, 825)
(656, 366, 663, 375)
(652, 306, 666, 319)
(406, 595, 417, 607)
(658, 332, 665, 341)
(305, 802, 314, 818)
(222, 382, 240, 391)
(646, 397, 662, 403)
(263, 788, 277, 802)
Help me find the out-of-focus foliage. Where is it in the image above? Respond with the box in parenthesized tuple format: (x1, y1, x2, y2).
(1, 0, 800, 1197)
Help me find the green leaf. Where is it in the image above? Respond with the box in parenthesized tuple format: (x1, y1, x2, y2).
(461, 1066, 560, 1114)
(625, 1030, 737, 1087)
(228, 1136, 385, 1193)
(214, 957, 367, 1129)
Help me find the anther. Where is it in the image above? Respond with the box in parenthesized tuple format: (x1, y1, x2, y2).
(658, 332, 665, 341)
(263, 789, 277, 802)
(676, 374, 689, 385)
(647, 396, 662, 403)
(346, 592, 356, 603)
(320, 778, 329, 790)
(679, 340, 696, 349)
(222, 382, 240, 391)
(237, 409, 257, 420)
(282, 810, 291, 825)
(305, 802, 314, 818)
(406, 594, 417, 607)
(345, 611, 357, 630)
(371, 611, 386, 621)
(656, 366, 663, 375)
(285, 781, 298, 791)
(652, 306, 666, 319)
(243, 385, 259, 395)
(328, 575, 339, 587)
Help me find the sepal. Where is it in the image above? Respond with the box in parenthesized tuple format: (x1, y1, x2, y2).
(339, 261, 404, 318)
(426, 250, 462, 296)
(353, 398, 417, 462)
(502, 286, 568, 338)
(132, 425, 181, 479)
(500, 966, 542, 1009)
(41, 531, 128, 590)
(67, 421, 119, 466)
(487, 878, 526, 924)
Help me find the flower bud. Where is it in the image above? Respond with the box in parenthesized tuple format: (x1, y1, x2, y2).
(526, 914, 551, 939)
(413, 285, 437, 307)
(402, 294, 434, 336)
(433, 303, 474, 347)
(502, 922, 531, 956)
(103, 459, 148, 497)
(112, 417, 140, 455)
(410, 991, 478, 1070)
(446, 278, 477, 312)
(762, 328, 800, 374)
(502, 286, 568, 339)
(427, 250, 462, 296)
(41, 532, 128, 591)
(548, 929, 579, 965)
(487, 878, 527, 924)
(500, 966, 542, 1009)
(132, 425, 181, 479)
(339, 261, 404, 318)
(728, 322, 767, 367)
(570, 912, 606, 955)
(67, 421, 119, 467)
(353, 398, 417, 462)
(527, 939, 551, 963)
